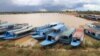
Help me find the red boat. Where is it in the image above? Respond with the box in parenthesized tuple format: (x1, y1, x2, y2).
(71, 28, 84, 46)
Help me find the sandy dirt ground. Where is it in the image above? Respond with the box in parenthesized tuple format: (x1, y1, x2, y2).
(0, 13, 98, 47)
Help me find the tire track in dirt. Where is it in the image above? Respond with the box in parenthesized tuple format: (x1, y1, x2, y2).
(9, 35, 38, 47)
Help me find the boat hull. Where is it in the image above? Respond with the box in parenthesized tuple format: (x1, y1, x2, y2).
(71, 41, 81, 47)
(32, 35, 45, 40)
(84, 29, 100, 40)
(40, 40, 56, 46)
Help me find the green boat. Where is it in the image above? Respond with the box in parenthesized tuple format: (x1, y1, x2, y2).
(59, 28, 75, 44)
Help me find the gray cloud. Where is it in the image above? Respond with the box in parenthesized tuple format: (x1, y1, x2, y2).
(0, 0, 100, 12)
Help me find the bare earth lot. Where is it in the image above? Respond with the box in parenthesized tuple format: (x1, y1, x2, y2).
(0, 13, 99, 47)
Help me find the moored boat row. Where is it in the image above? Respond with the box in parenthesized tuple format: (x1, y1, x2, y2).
(0, 21, 99, 47)
(77, 14, 100, 21)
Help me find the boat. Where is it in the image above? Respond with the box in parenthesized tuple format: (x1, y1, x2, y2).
(77, 14, 85, 18)
(0, 23, 28, 38)
(32, 25, 53, 40)
(40, 23, 66, 46)
(94, 15, 100, 20)
(3, 25, 33, 40)
(84, 22, 100, 40)
(32, 28, 52, 40)
(32, 22, 64, 40)
(34, 22, 62, 31)
(59, 28, 75, 44)
(71, 28, 84, 47)
(0, 23, 15, 38)
(0, 21, 8, 25)
(83, 14, 100, 21)
(0, 23, 14, 29)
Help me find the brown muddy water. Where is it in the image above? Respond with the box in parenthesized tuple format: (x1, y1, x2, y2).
(0, 13, 96, 47)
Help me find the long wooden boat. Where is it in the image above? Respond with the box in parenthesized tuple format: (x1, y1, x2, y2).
(84, 22, 100, 40)
(3, 25, 33, 40)
(40, 23, 66, 46)
(59, 28, 75, 44)
(71, 28, 84, 47)
(32, 22, 64, 40)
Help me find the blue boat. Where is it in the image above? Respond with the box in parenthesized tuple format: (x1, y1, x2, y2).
(40, 32, 59, 46)
(3, 26, 33, 40)
(0, 23, 15, 38)
(0, 23, 28, 38)
(59, 28, 75, 44)
(32, 25, 52, 40)
(32, 22, 64, 40)
(40, 23, 66, 46)
(32, 28, 51, 39)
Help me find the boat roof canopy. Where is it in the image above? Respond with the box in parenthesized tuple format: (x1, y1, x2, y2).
(52, 24, 64, 30)
(0, 23, 14, 27)
(7, 26, 33, 34)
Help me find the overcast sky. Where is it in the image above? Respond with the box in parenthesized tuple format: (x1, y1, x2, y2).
(0, 0, 100, 12)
